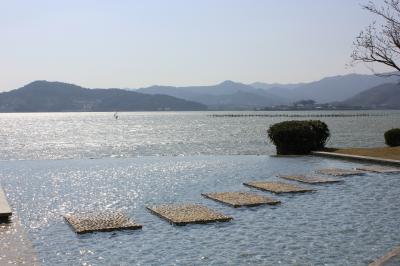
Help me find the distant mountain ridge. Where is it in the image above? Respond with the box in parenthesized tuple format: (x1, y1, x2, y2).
(252, 73, 400, 103)
(136, 73, 400, 108)
(136, 80, 288, 109)
(1, 72, 399, 112)
(341, 82, 400, 108)
(0, 81, 207, 112)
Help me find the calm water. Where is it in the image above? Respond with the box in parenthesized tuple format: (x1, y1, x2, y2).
(0, 111, 399, 160)
(1, 156, 400, 266)
(0, 111, 400, 265)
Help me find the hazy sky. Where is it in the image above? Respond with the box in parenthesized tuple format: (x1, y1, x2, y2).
(0, 0, 392, 91)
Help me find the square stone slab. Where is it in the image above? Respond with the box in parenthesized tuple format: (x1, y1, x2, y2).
(243, 181, 314, 194)
(146, 204, 232, 225)
(315, 168, 365, 177)
(201, 192, 280, 208)
(355, 166, 400, 174)
(278, 175, 342, 184)
(64, 211, 142, 234)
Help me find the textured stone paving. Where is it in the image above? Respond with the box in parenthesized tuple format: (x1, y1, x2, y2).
(315, 168, 365, 177)
(146, 204, 232, 225)
(278, 175, 342, 184)
(356, 166, 400, 174)
(202, 192, 280, 207)
(243, 181, 314, 194)
(64, 211, 142, 234)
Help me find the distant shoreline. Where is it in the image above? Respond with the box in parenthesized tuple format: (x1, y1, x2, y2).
(0, 108, 399, 114)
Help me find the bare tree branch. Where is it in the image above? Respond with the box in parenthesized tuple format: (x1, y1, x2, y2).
(351, 0, 400, 74)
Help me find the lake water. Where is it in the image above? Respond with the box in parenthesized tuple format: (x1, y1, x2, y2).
(0, 111, 399, 160)
(0, 111, 400, 265)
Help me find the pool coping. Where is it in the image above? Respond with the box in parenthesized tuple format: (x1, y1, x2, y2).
(0, 215, 39, 265)
(311, 151, 400, 167)
(0, 186, 12, 219)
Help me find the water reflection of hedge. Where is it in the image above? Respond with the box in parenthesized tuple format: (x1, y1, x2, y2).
(384, 128, 400, 147)
(268, 120, 330, 155)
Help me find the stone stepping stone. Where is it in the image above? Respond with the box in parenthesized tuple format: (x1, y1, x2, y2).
(243, 181, 314, 194)
(63, 211, 142, 234)
(356, 166, 400, 174)
(201, 192, 280, 208)
(315, 168, 365, 177)
(278, 175, 342, 184)
(146, 204, 232, 226)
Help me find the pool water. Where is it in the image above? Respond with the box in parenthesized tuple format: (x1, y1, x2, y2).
(1, 155, 399, 265)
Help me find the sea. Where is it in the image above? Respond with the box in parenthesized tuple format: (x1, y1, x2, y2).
(0, 110, 400, 265)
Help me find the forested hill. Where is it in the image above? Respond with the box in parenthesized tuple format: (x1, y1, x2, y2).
(0, 81, 207, 112)
(341, 83, 400, 109)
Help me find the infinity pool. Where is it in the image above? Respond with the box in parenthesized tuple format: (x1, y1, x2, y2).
(1, 155, 399, 265)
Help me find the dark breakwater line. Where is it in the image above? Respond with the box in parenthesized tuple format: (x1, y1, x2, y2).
(210, 113, 390, 118)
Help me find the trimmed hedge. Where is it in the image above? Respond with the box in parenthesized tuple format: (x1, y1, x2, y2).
(384, 128, 400, 147)
(267, 120, 330, 155)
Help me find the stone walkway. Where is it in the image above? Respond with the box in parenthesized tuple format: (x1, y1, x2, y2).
(64, 211, 142, 234)
(146, 204, 232, 225)
(278, 175, 342, 184)
(243, 181, 315, 194)
(202, 191, 280, 208)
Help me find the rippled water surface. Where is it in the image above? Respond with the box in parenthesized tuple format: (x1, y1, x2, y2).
(1, 156, 400, 265)
(0, 111, 400, 265)
(0, 111, 399, 160)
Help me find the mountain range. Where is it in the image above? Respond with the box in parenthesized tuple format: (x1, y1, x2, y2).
(136, 80, 287, 110)
(136, 73, 400, 109)
(0, 72, 399, 112)
(342, 83, 400, 108)
(0, 81, 206, 112)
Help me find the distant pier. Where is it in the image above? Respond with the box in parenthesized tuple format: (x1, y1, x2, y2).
(210, 113, 389, 118)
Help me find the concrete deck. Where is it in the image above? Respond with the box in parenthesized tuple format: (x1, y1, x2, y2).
(278, 175, 342, 184)
(146, 204, 232, 225)
(243, 181, 315, 194)
(369, 246, 400, 266)
(0, 186, 12, 219)
(312, 151, 400, 167)
(0, 215, 39, 265)
(202, 192, 280, 207)
(64, 211, 142, 234)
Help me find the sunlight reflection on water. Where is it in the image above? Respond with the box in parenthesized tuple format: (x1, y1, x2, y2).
(0, 110, 399, 160)
(1, 156, 399, 265)
(1, 111, 400, 265)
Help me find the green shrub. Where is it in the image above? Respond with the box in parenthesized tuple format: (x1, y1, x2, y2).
(267, 120, 330, 155)
(384, 128, 400, 147)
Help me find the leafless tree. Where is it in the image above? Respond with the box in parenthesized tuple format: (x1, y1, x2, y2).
(351, 0, 400, 75)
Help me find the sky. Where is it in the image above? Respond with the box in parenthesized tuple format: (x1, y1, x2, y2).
(0, 0, 393, 91)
